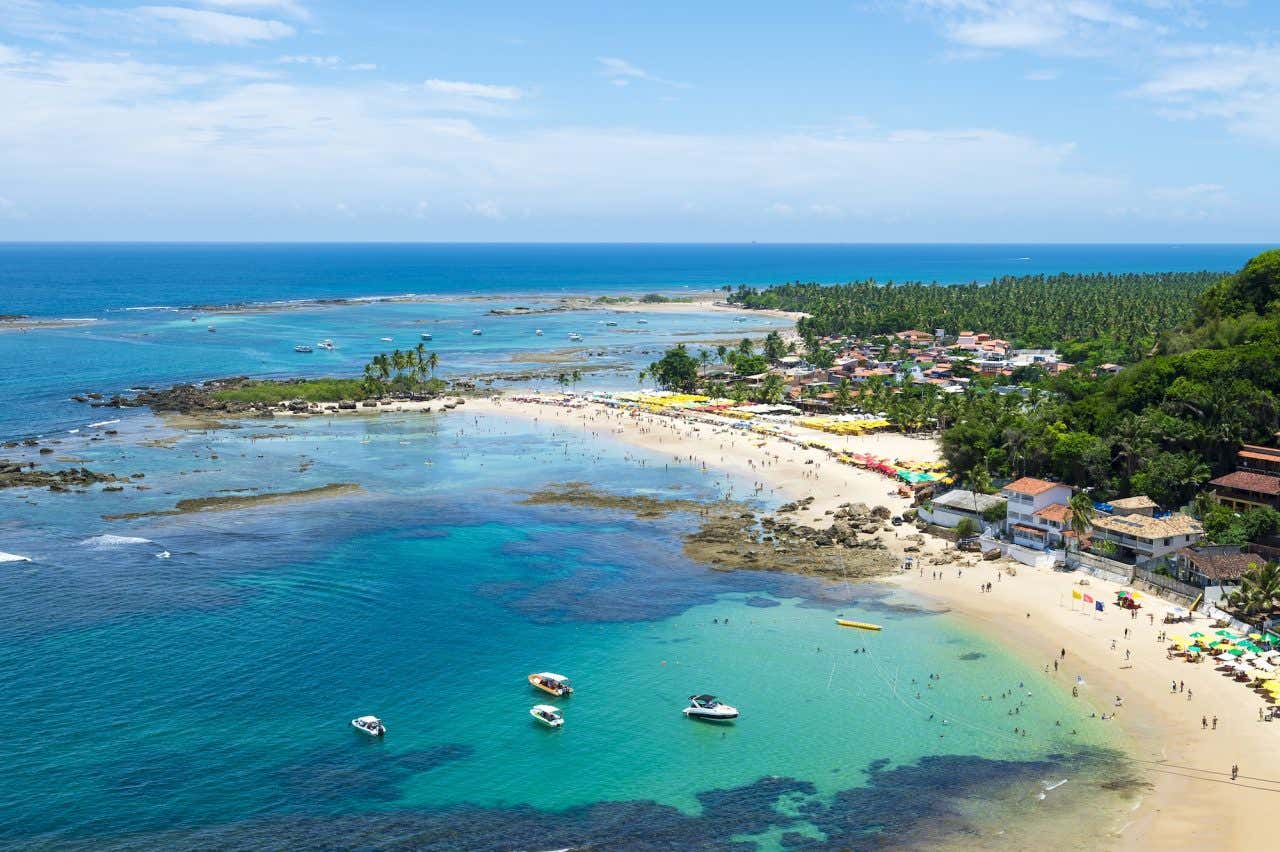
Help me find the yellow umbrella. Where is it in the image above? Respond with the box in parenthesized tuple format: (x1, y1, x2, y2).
(1169, 635, 1190, 648)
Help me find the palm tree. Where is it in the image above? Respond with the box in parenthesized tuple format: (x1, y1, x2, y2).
(760, 373, 786, 404)
(1068, 491, 1095, 551)
(1227, 561, 1280, 618)
(426, 351, 439, 377)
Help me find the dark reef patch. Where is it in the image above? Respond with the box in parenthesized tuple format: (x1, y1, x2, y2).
(70, 748, 1134, 851)
(958, 651, 986, 661)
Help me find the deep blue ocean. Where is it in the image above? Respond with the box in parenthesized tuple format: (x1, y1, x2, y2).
(0, 243, 1250, 849)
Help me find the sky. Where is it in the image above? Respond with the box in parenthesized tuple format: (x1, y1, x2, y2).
(0, 0, 1278, 241)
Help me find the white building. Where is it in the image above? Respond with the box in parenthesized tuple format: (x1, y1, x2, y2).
(922, 489, 1007, 532)
(1001, 477, 1074, 550)
(1088, 503, 1203, 563)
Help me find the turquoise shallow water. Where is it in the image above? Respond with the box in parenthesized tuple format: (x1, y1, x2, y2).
(0, 245, 1173, 848)
(1, 412, 1126, 849)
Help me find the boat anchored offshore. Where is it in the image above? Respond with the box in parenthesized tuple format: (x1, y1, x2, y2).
(472, 329, 483, 336)
(535, 329, 544, 336)
(528, 672, 573, 697)
(317, 339, 335, 350)
(421, 332, 432, 341)
(682, 694, 738, 721)
(294, 344, 313, 353)
(530, 704, 564, 728)
(351, 715, 386, 737)
(835, 619, 882, 631)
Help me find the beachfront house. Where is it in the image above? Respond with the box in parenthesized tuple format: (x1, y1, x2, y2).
(1209, 443, 1280, 511)
(920, 489, 1007, 533)
(1001, 477, 1074, 550)
(1174, 544, 1258, 590)
(1087, 509, 1203, 563)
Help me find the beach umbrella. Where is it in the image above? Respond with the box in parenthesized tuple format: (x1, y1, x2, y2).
(1250, 633, 1263, 640)
(1187, 645, 1204, 654)
(1216, 652, 1237, 663)
(1190, 631, 1206, 638)
(1227, 647, 1247, 657)
(1215, 630, 1240, 639)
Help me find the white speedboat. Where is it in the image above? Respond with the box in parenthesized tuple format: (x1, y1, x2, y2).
(530, 704, 564, 728)
(605, 320, 618, 326)
(317, 339, 334, 350)
(294, 345, 313, 353)
(421, 332, 433, 341)
(351, 715, 386, 736)
(380, 336, 393, 342)
(567, 333, 583, 342)
(472, 329, 483, 336)
(682, 694, 738, 721)
(636, 319, 648, 324)
(535, 329, 544, 336)
(207, 326, 216, 332)
(528, 672, 573, 697)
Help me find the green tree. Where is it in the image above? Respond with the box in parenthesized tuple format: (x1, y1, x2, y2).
(763, 331, 787, 362)
(1068, 491, 1095, 550)
(648, 345, 701, 393)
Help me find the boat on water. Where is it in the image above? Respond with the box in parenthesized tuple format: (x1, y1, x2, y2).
(682, 694, 739, 721)
(528, 672, 573, 696)
(351, 715, 386, 736)
(472, 329, 483, 336)
(380, 336, 393, 342)
(568, 333, 583, 341)
(317, 339, 335, 350)
(530, 704, 564, 728)
(835, 619, 882, 631)
(421, 332, 433, 341)
(207, 326, 216, 332)
(294, 345, 313, 353)
(535, 329, 544, 336)
(636, 319, 648, 324)
(605, 320, 618, 326)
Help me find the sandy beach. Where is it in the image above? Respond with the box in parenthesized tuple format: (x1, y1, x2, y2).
(461, 391, 1280, 850)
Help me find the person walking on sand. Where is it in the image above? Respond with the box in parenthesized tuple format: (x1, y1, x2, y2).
(1231, 764, 1239, 781)
(1213, 716, 1218, 730)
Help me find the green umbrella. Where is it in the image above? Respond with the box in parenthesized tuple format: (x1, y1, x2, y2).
(1187, 645, 1204, 653)
(1216, 630, 1240, 638)
(1228, 647, 1247, 657)
(1189, 632, 1206, 638)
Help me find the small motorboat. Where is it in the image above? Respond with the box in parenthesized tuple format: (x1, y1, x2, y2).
(530, 704, 564, 728)
(380, 336, 393, 342)
(528, 672, 573, 697)
(567, 333, 583, 342)
(535, 329, 544, 336)
(294, 345, 313, 353)
(636, 319, 648, 324)
(207, 326, 216, 332)
(835, 619, 882, 631)
(421, 333, 433, 341)
(351, 715, 386, 736)
(605, 320, 618, 326)
(472, 329, 483, 336)
(682, 694, 738, 721)
(317, 339, 335, 350)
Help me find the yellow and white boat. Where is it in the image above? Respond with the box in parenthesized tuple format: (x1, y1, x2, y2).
(835, 619, 882, 631)
(528, 672, 573, 696)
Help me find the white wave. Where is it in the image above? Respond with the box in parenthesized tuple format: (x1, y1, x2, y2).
(67, 429, 79, 434)
(155, 550, 171, 559)
(88, 419, 121, 428)
(81, 534, 154, 547)
(123, 306, 177, 311)
(0, 552, 32, 563)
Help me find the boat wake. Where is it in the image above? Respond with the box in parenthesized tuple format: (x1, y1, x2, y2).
(1037, 778, 1068, 800)
(0, 551, 32, 563)
(81, 534, 155, 547)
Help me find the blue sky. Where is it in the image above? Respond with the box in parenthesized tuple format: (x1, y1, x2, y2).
(0, 0, 1277, 241)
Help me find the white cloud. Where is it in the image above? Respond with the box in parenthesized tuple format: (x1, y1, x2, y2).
(423, 78, 523, 100)
(1024, 68, 1060, 80)
(1132, 43, 1280, 139)
(195, 0, 310, 20)
(280, 54, 340, 66)
(597, 56, 689, 88)
(466, 200, 505, 220)
(135, 6, 295, 45)
(0, 48, 1266, 239)
(910, 0, 1160, 54)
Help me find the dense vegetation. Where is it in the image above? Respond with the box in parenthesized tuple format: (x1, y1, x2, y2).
(729, 270, 1225, 364)
(211, 343, 444, 404)
(937, 250, 1280, 509)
